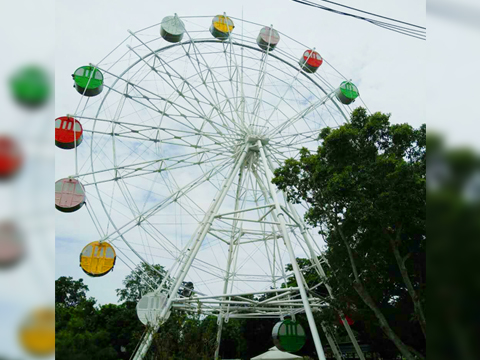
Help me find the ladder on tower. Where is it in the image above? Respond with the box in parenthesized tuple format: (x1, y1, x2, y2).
(321, 322, 345, 360)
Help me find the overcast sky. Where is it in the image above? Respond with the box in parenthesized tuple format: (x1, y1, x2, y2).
(55, 0, 426, 306)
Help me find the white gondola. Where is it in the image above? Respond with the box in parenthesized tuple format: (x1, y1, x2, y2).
(160, 15, 186, 43)
(136, 292, 171, 326)
(256, 26, 280, 51)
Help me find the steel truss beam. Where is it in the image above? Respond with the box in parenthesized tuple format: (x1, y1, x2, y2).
(87, 25, 362, 360)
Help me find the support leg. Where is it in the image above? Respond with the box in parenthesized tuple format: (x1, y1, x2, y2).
(284, 201, 366, 360)
(321, 321, 344, 360)
(263, 147, 366, 360)
(214, 318, 224, 360)
(258, 141, 327, 360)
(215, 167, 245, 360)
(132, 145, 250, 360)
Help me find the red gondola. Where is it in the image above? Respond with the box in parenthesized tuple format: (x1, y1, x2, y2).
(299, 50, 323, 73)
(55, 178, 86, 213)
(338, 314, 355, 325)
(0, 136, 23, 180)
(55, 117, 83, 150)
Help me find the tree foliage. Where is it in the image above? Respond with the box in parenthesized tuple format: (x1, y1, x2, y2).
(272, 108, 426, 359)
(55, 276, 144, 360)
(428, 134, 480, 359)
(55, 107, 429, 360)
(55, 276, 89, 308)
(116, 262, 167, 303)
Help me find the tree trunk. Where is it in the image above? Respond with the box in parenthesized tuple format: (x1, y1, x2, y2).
(353, 280, 423, 360)
(389, 233, 427, 339)
(335, 225, 422, 360)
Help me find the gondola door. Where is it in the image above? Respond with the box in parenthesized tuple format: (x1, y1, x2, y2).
(58, 180, 75, 208)
(90, 244, 103, 274)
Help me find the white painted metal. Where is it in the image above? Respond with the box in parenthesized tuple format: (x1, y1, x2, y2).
(257, 140, 327, 360)
(136, 291, 170, 325)
(68, 15, 367, 360)
(160, 14, 186, 43)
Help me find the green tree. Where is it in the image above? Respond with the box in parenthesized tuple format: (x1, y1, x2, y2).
(428, 134, 480, 360)
(55, 276, 89, 308)
(55, 276, 143, 360)
(95, 302, 144, 359)
(116, 262, 168, 303)
(272, 108, 426, 359)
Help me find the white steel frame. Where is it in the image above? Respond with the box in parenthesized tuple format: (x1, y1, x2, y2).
(63, 14, 368, 360)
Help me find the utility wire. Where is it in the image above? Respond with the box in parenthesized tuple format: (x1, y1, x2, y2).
(312, 0, 425, 29)
(372, 22, 426, 40)
(291, 0, 426, 40)
(293, 0, 426, 39)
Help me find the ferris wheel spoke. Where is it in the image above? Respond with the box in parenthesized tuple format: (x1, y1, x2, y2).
(127, 32, 239, 141)
(76, 114, 234, 145)
(96, 157, 233, 245)
(139, 222, 186, 261)
(137, 227, 226, 294)
(179, 46, 241, 137)
(165, 69, 238, 143)
(97, 66, 209, 133)
(264, 146, 290, 166)
(270, 129, 321, 141)
(123, 44, 212, 133)
(228, 43, 255, 126)
(138, 225, 229, 280)
(84, 153, 229, 187)
(220, 41, 240, 119)
(250, 41, 272, 130)
(266, 88, 337, 138)
(88, 185, 140, 223)
(269, 134, 319, 150)
(102, 83, 199, 133)
(274, 135, 319, 156)
(262, 50, 318, 129)
(225, 30, 248, 127)
(88, 126, 227, 153)
(180, 34, 246, 135)
(141, 221, 227, 282)
(87, 128, 231, 156)
(126, 32, 212, 109)
(117, 177, 142, 217)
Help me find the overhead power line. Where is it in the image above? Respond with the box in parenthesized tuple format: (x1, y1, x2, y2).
(313, 0, 425, 29)
(291, 0, 426, 40)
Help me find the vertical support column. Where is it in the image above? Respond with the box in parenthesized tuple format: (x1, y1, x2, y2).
(214, 167, 245, 360)
(214, 319, 224, 360)
(252, 169, 292, 320)
(285, 201, 366, 360)
(263, 147, 366, 360)
(257, 140, 327, 360)
(321, 322, 344, 360)
(132, 144, 250, 360)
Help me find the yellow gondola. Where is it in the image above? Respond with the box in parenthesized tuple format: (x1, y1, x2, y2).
(79, 241, 116, 277)
(19, 308, 55, 356)
(210, 15, 234, 40)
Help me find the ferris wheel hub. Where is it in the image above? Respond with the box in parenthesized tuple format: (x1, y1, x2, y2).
(244, 135, 269, 154)
(246, 135, 269, 146)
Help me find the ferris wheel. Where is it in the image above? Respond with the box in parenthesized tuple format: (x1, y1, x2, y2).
(55, 13, 367, 360)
